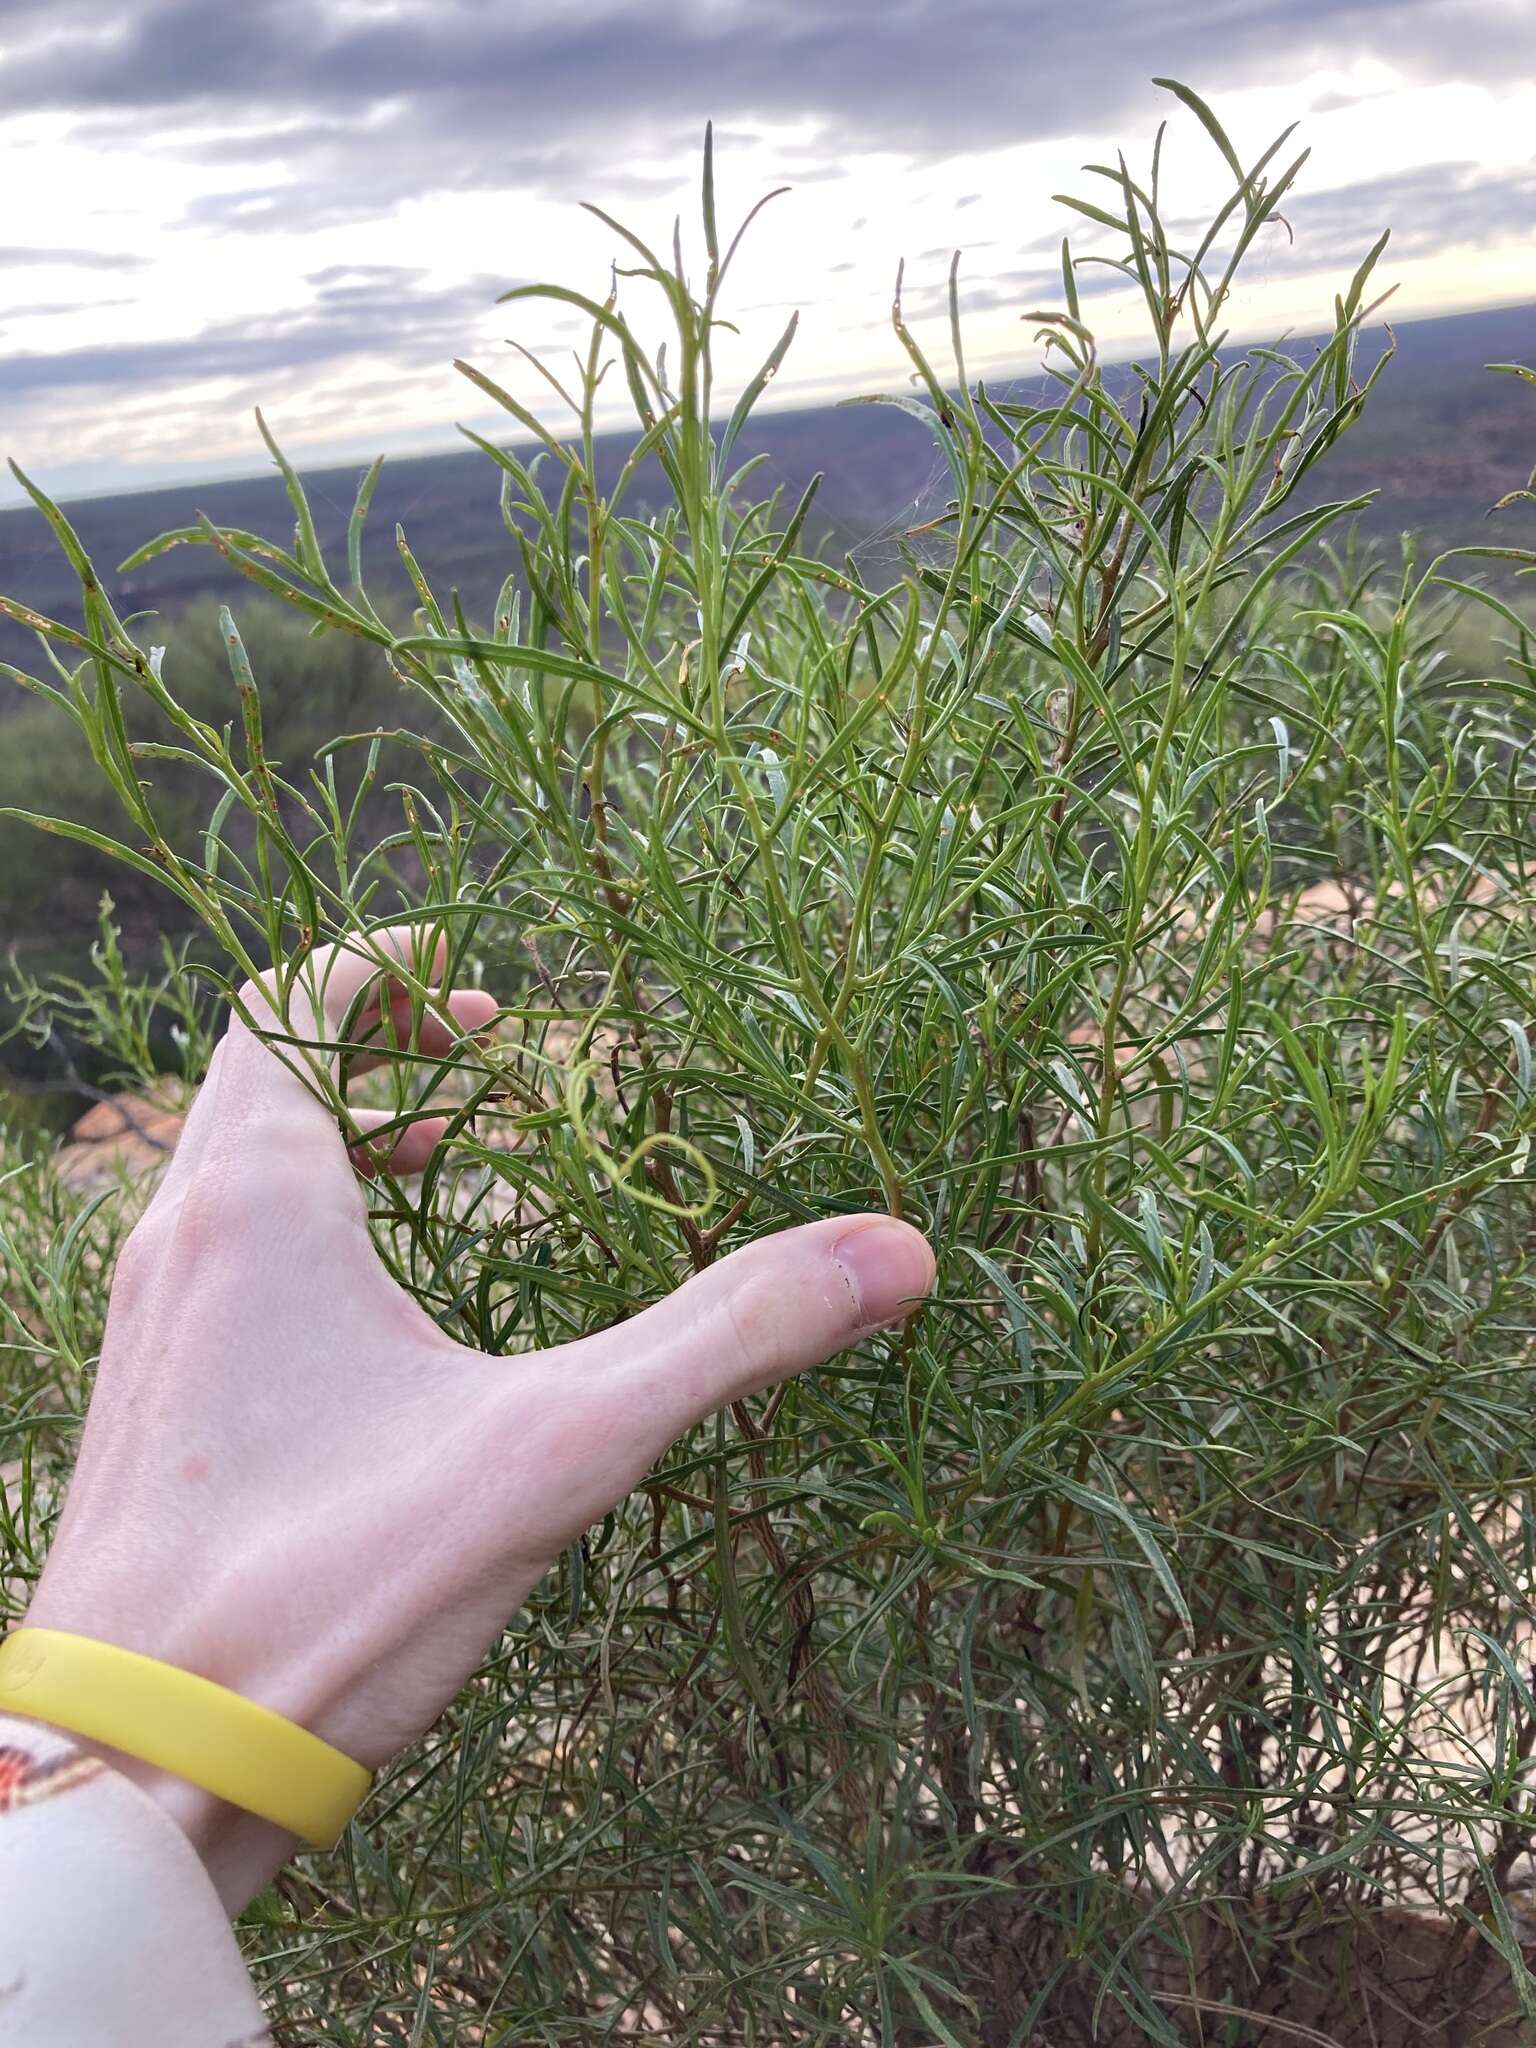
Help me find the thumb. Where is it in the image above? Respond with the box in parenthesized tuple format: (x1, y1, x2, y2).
(583, 1214, 936, 1446)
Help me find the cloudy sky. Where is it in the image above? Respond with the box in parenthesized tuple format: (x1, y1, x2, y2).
(1, 0, 1534, 506)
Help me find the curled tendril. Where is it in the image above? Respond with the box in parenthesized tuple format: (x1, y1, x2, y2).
(561, 1056, 718, 1220)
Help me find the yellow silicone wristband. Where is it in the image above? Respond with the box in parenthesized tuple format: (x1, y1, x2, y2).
(0, 1628, 371, 1849)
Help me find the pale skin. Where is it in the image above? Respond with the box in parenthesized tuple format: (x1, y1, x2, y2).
(22, 927, 936, 1913)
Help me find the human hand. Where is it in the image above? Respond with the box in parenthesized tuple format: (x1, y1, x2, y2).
(22, 928, 934, 1910)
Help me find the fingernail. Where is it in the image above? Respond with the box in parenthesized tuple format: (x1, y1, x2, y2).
(831, 1218, 936, 1330)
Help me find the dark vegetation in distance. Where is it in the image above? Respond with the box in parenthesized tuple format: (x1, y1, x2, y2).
(3, 297, 1535, 688)
(1, 297, 1532, 1115)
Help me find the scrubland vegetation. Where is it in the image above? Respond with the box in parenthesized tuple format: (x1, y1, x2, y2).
(3, 83, 1536, 2045)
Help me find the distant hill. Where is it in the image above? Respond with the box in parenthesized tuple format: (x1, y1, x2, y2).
(2, 299, 1533, 693)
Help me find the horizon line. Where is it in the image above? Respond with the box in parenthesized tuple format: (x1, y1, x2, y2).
(3, 289, 1533, 518)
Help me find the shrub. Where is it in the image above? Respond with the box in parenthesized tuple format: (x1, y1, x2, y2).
(0, 598, 423, 1085)
(4, 82, 1536, 2046)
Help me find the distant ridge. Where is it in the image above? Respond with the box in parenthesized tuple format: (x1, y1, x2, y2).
(3, 298, 1533, 686)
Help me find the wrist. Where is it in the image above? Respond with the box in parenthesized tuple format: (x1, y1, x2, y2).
(56, 1734, 298, 1912)
(14, 1579, 350, 1911)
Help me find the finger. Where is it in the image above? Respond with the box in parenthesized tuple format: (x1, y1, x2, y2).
(221, 924, 449, 1119)
(349, 987, 499, 1075)
(252, 925, 448, 1075)
(348, 1108, 451, 1179)
(575, 1214, 935, 1452)
(134, 1033, 231, 1208)
(169, 925, 458, 1185)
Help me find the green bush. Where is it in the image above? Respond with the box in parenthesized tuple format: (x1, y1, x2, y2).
(0, 598, 422, 1102)
(4, 83, 1536, 2045)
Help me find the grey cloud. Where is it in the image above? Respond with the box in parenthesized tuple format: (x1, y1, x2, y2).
(0, 272, 507, 400)
(3, 0, 1532, 244)
(305, 264, 428, 287)
(1306, 85, 1400, 115)
(996, 160, 1536, 310)
(905, 264, 1135, 318)
(177, 187, 290, 229)
(160, 119, 372, 166)
(0, 297, 133, 319)
(1282, 162, 1536, 263)
(0, 244, 148, 271)
(165, 145, 684, 237)
(1142, 161, 1536, 302)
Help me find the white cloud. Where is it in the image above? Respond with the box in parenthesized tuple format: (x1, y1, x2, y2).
(1, 9, 1533, 503)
